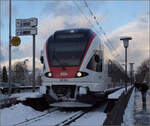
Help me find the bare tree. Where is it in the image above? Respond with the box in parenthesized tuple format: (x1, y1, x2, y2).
(11, 61, 29, 85)
(135, 58, 150, 83)
(108, 60, 126, 87)
(2, 66, 8, 82)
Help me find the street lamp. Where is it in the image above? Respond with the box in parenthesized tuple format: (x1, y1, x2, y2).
(120, 36, 132, 93)
(129, 63, 134, 85)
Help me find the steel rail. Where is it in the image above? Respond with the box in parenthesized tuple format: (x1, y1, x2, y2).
(55, 109, 91, 126)
(13, 108, 58, 126)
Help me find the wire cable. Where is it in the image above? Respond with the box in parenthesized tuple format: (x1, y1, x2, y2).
(83, 0, 120, 57)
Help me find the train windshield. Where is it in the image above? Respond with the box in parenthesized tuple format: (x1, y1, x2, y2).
(47, 33, 91, 67)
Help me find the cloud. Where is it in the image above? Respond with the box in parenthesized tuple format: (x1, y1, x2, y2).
(2, 57, 42, 71)
(0, 44, 4, 61)
(43, 1, 79, 17)
(1, 39, 43, 70)
(105, 12, 149, 69)
(38, 15, 92, 39)
(0, 44, 9, 63)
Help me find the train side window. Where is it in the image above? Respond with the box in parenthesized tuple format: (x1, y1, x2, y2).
(87, 51, 102, 72)
(96, 55, 102, 72)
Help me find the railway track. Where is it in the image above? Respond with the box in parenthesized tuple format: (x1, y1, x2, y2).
(54, 103, 107, 126)
(14, 108, 92, 126)
(55, 109, 91, 126)
(13, 103, 105, 126)
(13, 108, 58, 126)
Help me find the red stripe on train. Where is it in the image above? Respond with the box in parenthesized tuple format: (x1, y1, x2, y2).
(51, 67, 79, 78)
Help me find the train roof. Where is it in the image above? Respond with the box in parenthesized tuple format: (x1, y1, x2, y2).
(54, 28, 95, 35)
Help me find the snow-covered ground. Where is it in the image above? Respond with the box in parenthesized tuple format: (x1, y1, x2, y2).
(0, 103, 47, 126)
(0, 102, 106, 126)
(0, 89, 41, 103)
(122, 88, 135, 126)
(1, 87, 149, 126)
(134, 89, 150, 125)
(0, 103, 83, 126)
(10, 91, 42, 101)
(70, 104, 107, 126)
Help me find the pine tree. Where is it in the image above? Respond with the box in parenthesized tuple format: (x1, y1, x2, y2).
(2, 66, 8, 82)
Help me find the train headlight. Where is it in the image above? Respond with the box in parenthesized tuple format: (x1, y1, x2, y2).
(76, 71, 88, 78)
(45, 72, 52, 78)
(77, 72, 82, 77)
(48, 72, 52, 77)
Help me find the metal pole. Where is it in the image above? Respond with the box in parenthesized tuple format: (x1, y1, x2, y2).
(130, 69, 132, 85)
(32, 35, 35, 92)
(125, 47, 127, 93)
(8, 0, 12, 96)
(0, 31, 1, 78)
(149, 31, 150, 85)
(130, 63, 134, 85)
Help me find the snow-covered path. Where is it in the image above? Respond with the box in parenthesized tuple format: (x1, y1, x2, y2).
(122, 88, 150, 126)
(134, 89, 150, 125)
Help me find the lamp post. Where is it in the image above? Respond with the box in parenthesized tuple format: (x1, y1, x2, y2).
(129, 63, 134, 85)
(120, 36, 132, 93)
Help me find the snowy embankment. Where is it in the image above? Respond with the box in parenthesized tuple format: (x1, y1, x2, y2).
(0, 98, 107, 126)
(0, 103, 47, 126)
(10, 91, 42, 101)
(121, 88, 135, 126)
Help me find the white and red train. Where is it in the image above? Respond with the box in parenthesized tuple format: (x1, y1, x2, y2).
(40, 28, 124, 107)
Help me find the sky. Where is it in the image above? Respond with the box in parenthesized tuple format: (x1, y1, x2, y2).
(0, 0, 149, 72)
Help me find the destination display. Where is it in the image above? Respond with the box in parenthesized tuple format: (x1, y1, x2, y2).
(55, 33, 84, 39)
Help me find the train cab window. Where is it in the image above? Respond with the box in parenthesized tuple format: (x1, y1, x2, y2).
(87, 51, 103, 72)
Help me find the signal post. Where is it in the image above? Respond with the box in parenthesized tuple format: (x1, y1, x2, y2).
(16, 18, 38, 92)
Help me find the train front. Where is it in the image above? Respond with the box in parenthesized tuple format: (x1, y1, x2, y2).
(40, 29, 104, 108)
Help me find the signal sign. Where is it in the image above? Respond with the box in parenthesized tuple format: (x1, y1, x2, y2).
(16, 18, 37, 28)
(16, 27, 37, 36)
(16, 18, 38, 36)
(11, 36, 21, 46)
(15, 17, 38, 92)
